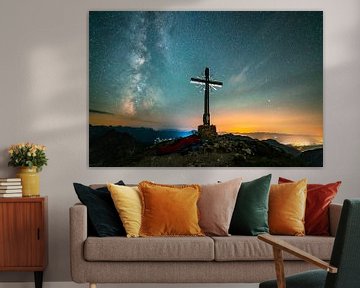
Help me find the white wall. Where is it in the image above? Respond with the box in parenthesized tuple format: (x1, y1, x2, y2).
(0, 0, 359, 283)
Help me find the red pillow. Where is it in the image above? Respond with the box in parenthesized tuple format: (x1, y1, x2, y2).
(278, 177, 341, 236)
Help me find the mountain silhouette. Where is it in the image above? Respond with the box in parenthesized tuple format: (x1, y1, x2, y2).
(297, 148, 323, 167)
(89, 129, 145, 167)
(89, 125, 322, 167)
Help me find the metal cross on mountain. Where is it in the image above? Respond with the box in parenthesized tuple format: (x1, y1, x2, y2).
(191, 67, 223, 138)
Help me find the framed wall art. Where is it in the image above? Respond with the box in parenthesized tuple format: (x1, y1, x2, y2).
(89, 11, 323, 167)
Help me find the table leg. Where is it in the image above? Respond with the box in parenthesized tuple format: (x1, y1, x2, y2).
(34, 271, 43, 288)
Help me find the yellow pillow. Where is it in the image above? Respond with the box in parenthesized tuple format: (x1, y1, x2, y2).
(269, 179, 307, 236)
(107, 183, 142, 238)
(138, 181, 204, 237)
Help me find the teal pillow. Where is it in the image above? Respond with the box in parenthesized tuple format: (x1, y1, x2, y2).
(229, 174, 272, 236)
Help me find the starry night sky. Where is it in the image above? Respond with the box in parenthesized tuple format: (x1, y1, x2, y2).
(89, 11, 323, 145)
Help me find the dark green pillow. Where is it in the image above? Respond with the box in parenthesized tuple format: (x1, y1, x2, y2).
(73, 181, 126, 237)
(229, 174, 272, 236)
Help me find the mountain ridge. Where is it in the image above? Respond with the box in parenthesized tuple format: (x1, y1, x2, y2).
(89, 125, 322, 167)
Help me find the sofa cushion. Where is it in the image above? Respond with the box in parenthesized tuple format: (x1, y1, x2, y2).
(73, 181, 126, 237)
(84, 236, 214, 261)
(212, 236, 334, 261)
(107, 184, 142, 238)
(279, 177, 341, 236)
(139, 181, 203, 237)
(269, 179, 307, 236)
(198, 178, 242, 236)
(229, 174, 271, 236)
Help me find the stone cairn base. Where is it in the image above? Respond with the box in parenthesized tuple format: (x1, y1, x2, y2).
(198, 125, 218, 139)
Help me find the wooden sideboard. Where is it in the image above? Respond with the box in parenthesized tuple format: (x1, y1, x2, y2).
(0, 197, 47, 288)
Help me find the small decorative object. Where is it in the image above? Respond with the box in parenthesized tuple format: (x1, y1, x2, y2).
(8, 143, 48, 197)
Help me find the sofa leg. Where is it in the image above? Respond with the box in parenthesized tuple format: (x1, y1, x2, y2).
(89, 283, 96, 288)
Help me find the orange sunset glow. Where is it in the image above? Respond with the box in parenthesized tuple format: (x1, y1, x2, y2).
(90, 106, 323, 146)
(212, 109, 323, 137)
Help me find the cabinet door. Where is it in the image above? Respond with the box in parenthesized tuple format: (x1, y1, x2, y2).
(0, 202, 44, 268)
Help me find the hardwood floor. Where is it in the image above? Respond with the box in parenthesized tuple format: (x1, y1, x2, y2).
(0, 283, 259, 288)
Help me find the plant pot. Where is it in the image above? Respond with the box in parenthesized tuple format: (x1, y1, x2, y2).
(16, 167, 40, 197)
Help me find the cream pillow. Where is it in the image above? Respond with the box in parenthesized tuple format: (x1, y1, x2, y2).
(107, 183, 142, 237)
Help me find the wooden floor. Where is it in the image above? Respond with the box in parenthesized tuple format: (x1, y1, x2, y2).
(0, 283, 259, 288)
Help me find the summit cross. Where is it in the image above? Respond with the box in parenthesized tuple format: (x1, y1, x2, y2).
(191, 67, 223, 126)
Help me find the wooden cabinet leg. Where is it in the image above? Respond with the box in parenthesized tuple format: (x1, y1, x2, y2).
(34, 271, 43, 288)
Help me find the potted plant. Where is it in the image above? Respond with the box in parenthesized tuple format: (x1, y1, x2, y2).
(8, 143, 48, 197)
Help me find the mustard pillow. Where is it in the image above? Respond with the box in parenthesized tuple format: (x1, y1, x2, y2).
(138, 181, 204, 237)
(107, 183, 142, 238)
(269, 179, 307, 236)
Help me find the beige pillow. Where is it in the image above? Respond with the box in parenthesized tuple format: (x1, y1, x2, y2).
(198, 178, 242, 236)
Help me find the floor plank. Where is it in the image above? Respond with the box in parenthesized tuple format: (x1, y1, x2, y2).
(0, 282, 259, 288)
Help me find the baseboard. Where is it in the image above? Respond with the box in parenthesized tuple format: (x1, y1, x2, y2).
(0, 282, 259, 288)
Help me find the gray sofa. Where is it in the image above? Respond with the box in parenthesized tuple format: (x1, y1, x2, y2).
(70, 203, 342, 287)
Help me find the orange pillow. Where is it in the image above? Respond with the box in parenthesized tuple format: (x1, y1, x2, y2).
(269, 179, 307, 236)
(138, 181, 204, 237)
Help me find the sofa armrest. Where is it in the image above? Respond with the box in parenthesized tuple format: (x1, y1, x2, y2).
(69, 203, 88, 283)
(329, 203, 342, 237)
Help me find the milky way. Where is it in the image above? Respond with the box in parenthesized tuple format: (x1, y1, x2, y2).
(89, 11, 323, 142)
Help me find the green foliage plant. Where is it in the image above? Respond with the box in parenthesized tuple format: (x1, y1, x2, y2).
(8, 142, 48, 172)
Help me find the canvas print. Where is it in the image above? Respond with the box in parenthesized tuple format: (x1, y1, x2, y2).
(89, 11, 323, 167)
